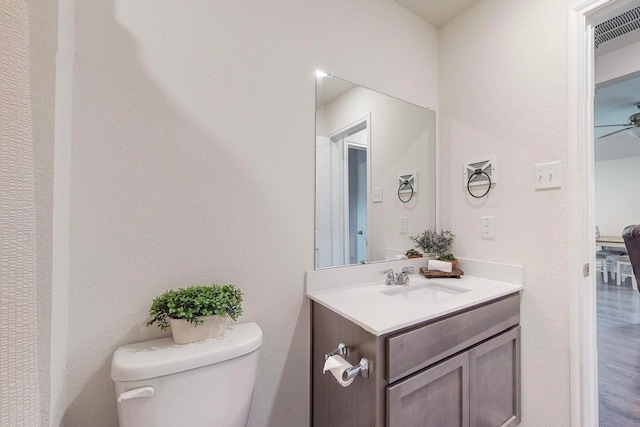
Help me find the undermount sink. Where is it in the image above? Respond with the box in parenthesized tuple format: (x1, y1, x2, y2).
(380, 282, 468, 304)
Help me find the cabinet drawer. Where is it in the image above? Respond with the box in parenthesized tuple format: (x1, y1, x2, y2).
(387, 293, 520, 383)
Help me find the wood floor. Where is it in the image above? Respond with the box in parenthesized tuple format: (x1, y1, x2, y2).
(598, 274, 640, 426)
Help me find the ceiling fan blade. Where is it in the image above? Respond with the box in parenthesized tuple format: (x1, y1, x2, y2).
(595, 123, 631, 127)
(597, 126, 634, 139)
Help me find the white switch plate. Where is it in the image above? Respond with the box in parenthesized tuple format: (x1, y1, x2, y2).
(481, 216, 495, 239)
(400, 217, 407, 234)
(372, 187, 383, 203)
(534, 161, 562, 190)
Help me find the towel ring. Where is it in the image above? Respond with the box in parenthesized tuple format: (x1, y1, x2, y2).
(467, 169, 492, 198)
(398, 180, 414, 203)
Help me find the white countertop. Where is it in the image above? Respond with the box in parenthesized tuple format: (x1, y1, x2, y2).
(306, 259, 523, 336)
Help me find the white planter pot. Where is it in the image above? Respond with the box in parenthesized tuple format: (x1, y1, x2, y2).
(168, 315, 229, 344)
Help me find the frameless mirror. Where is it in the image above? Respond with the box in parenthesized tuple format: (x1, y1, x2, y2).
(315, 74, 436, 269)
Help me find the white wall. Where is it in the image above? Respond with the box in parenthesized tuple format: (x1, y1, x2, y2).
(439, 1, 570, 426)
(1, 1, 42, 423)
(596, 156, 640, 236)
(57, 1, 439, 426)
(49, 0, 75, 425)
(37, 1, 579, 425)
(26, 0, 58, 422)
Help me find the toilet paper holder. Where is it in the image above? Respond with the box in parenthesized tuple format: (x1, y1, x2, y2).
(345, 357, 369, 379)
(325, 343, 347, 361)
(325, 343, 369, 380)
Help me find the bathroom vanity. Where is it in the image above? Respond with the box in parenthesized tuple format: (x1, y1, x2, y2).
(307, 259, 523, 427)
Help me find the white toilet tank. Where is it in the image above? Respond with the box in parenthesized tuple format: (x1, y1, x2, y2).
(111, 322, 262, 427)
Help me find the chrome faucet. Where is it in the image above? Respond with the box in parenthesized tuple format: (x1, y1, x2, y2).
(396, 267, 415, 285)
(381, 267, 415, 286)
(380, 269, 397, 286)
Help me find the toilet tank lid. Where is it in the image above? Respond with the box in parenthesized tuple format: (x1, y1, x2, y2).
(111, 322, 262, 382)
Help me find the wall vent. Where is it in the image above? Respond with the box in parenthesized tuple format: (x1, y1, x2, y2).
(595, 6, 640, 49)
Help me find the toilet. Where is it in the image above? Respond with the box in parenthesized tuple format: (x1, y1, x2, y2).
(111, 322, 262, 427)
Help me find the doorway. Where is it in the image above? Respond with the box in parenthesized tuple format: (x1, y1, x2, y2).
(346, 132, 368, 264)
(593, 6, 640, 425)
(315, 118, 370, 267)
(569, 1, 640, 425)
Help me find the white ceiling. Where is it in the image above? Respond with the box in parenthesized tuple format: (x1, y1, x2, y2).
(316, 75, 354, 107)
(394, 0, 479, 28)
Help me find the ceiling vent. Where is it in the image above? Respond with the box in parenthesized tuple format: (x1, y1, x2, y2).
(595, 6, 640, 49)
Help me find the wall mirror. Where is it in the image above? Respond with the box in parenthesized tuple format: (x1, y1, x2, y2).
(315, 73, 436, 269)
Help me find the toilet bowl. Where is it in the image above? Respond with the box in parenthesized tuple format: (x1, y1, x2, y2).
(111, 322, 262, 427)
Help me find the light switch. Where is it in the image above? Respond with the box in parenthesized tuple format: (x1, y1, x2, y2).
(534, 161, 562, 190)
(400, 217, 407, 234)
(372, 187, 383, 203)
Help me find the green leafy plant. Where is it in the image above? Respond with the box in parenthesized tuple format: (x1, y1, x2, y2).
(147, 284, 243, 331)
(405, 248, 422, 257)
(409, 229, 455, 259)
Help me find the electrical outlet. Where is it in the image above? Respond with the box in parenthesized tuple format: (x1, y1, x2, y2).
(481, 216, 495, 239)
(400, 217, 407, 234)
(372, 187, 383, 203)
(534, 161, 562, 190)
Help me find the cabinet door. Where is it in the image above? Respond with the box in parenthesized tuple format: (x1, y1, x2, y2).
(469, 326, 521, 427)
(387, 352, 470, 427)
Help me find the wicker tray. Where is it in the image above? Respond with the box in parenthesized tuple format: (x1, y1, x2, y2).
(420, 267, 464, 279)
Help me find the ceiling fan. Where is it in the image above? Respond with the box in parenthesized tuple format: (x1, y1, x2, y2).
(596, 111, 640, 139)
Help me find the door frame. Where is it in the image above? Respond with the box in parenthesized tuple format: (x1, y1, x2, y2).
(568, 1, 619, 425)
(345, 142, 368, 264)
(329, 114, 371, 265)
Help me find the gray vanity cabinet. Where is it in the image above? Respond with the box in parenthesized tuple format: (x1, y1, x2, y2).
(311, 293, 521, 427)
(386, 326, 520, 427)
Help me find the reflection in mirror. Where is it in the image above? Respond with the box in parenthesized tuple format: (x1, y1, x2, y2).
(315, 74, 436, 269)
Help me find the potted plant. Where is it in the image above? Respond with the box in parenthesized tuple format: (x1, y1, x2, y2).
(409, 229, 458, 269)
(147, 284, 243, 344)
(405, 248, 423, 259)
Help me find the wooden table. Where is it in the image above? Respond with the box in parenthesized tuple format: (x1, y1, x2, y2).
(597, 235, 625, 249)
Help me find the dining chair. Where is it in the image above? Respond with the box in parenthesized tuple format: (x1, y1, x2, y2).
(596, 252, 608, 283)
(596, 251, 615, 283)
(616, 256, 638, 290)
(622, 224, 640, 292)
(596, 248, 623, 283)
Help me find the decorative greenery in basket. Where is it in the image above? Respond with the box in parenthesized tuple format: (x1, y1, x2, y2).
(405, 248, 423, 258)
(147, 284, 243, 331)
(409, 229, 456, 260)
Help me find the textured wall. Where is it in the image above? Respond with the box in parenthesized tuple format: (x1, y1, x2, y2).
(0, 1, 41, 425)
(439, 1, 571, 426)
(26, 0, 58, 422)
(60, 1, 439, 426)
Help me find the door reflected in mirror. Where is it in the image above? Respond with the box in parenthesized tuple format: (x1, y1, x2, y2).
(315, 74, 436, 269)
